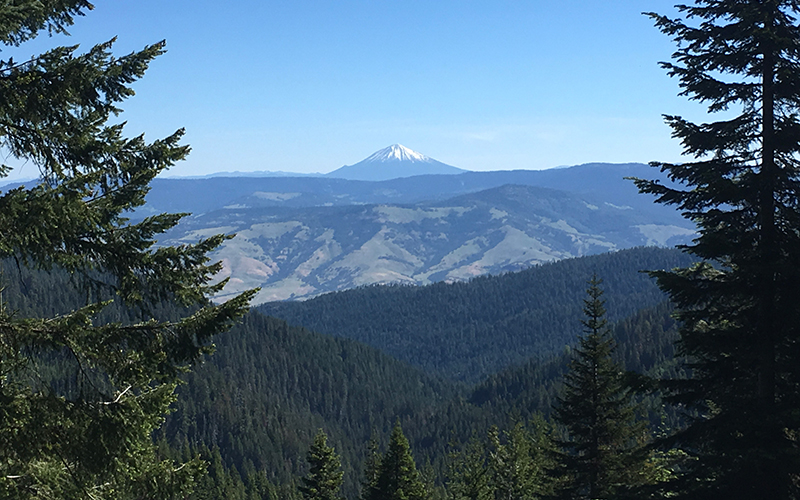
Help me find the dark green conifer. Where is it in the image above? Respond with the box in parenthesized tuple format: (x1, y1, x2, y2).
(360, 435, 382, 500)
(447, 418, 557, 500)
(300, 429, 344, 500)
(634, 1, 800, 498)
(0, 2, 255, 498)
(489, 419, 558, 500)
(553, 275, 647, 499)
(365, 422, 426, 500)
(447, 434, 491, 500)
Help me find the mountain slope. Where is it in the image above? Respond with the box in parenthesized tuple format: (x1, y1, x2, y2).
(0, 262, 454, 499)
(325, 144, 466, 181)
(406, 299, 685, 474)
(162, 185, 694, 303)
(2, 255, 689, 498)
(163, 311, 454, 498)
(144, 162, 691, 302)
(258, 246, 695, 383)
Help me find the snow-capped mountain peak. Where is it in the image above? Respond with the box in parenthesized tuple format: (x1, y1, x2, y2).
(325, 144, 467, 181)
(364, 144, 431, 163)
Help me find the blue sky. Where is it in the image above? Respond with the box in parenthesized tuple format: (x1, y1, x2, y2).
(5, 1, 704, 178)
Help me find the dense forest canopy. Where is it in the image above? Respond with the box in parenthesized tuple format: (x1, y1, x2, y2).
(3, 253, 686, 499)
(260, 247, 694, 383)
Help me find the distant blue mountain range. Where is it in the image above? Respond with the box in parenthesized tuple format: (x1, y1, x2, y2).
(148, 159, 693, 303)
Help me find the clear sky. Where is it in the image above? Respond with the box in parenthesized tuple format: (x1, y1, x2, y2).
(4, 1, 706, 179)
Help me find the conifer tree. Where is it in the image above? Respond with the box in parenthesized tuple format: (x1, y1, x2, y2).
(635, 2, 800, 498)
(364, 422, 426, 500)
(553, 275, 647, 499)
(447, 418, 558, 500)
(360, 436, 382, 500)
(489, 419, 558, 500)
(300, 429, 344, 500)
(447, 435, 491, 500)
(488, 425, 535, 500)
(0, 2, 255, 498)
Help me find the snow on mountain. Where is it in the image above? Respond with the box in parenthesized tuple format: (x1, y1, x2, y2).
(326, 144, 467, 181)
(363, 144, 432, 163)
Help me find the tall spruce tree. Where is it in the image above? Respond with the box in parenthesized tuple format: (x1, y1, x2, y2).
(364, 422, 426, 500)
(300, 429, 344, 500)
(0, 2, 255, 498)
(553, 275, 647, 500)
(635, 2, 800, 498)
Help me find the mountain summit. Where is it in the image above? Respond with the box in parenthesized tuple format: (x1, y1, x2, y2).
(364, 144, 433, 163)
(326, 144, 467, 181)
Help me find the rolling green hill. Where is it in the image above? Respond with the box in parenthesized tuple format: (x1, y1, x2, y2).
(259, 246, 694, 383)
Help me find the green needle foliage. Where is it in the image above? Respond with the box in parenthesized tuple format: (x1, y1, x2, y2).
(360, 437, 382, 500)
(447, 417, 558, 500)
(300, 430, 345, 500)
(553, 276, 648, 500)
(0, 2, 255, 499)
(447, 435, 492, 500)
(634, 1, 800, 498)
(363, 422, 427, 500)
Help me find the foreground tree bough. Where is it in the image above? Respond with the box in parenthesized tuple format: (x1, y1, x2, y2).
(634, 1, 800, 498)
(0, 2, 255, 498)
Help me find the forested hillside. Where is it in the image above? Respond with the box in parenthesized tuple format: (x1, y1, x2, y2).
(405, 300, 683, 472)
(160, 311, 454, 498)
(6, 0, 800, 498)
(157, 287, 686, 499)
(3, 256, 685, 499)
(462, 300, 683, 422)
(1, 261, 451, 498)
(259, 246, 694, 383)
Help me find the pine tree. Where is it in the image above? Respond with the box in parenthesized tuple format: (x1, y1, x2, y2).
(447, 417, 557, 500)
(490, 419, 559, 500)
(360, 435, 382, 500)
(553, 275, 647, 500)
(634, 2, 800, 498)
(0, 2, 255, 498)
(365, 422, 426, 500)
(447, 435, 491, 500)
(300, 429, 344, 500)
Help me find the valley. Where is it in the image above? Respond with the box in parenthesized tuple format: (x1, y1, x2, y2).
(4, 1, 793, 497)
(3, 247, 689, 498)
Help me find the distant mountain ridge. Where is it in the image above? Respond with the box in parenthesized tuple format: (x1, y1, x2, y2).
(147, 161, 695, 303)
(160, 182, 694, 303)
(325, 144, 467, 181)
(140, 162, 671, 218)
